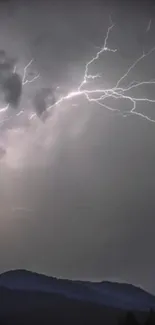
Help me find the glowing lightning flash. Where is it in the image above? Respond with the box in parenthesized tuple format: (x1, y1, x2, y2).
(46, 21, 155, 123)
(0, 58, 40, 118)
(0, 103, 9, 114)
(22, 59, 40, 85)
(146, 19, 152, 33)
(1, 21, 155, 124)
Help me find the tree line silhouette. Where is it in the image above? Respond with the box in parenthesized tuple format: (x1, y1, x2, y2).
(118, 309, 155, 325)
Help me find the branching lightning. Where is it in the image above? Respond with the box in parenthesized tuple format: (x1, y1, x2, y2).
(22, 59, 40, 85)
(45, 21, 155, 123)
(0, 58, 40, 119)
(1, 19, 155, 125)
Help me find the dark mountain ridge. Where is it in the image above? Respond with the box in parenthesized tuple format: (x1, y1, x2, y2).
(0, 269, 154, 311)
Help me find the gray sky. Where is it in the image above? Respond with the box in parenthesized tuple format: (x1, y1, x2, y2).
(0, 0, 155, 294)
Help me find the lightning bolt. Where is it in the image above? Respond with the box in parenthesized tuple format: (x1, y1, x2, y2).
(146, 19, 152, 33)
(22, 58, 40, 85)
(45, 20, 155, 123)
(1, 19, 155, 125)
(0, 58, 40, 120)
(0, 103, 9, 114)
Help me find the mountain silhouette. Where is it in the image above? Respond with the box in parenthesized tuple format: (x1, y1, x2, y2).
(0, 269, 154, 311)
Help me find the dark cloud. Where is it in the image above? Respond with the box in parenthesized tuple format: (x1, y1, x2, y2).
(3, 72, 22, 108)
(0, 50, 22, 109)
(0, 0, 155, 295)
(0, 145, 6, 159)
(33, 87, 55, 120)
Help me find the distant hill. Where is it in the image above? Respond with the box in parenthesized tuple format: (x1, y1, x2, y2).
(0, 269, 154, 312)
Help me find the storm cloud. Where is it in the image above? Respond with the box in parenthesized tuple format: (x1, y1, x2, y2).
(0, 0, 155, 296)
(0, 49, 22, 109)
(3, 72, 22, 108)
(33, 87, 55, 120)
